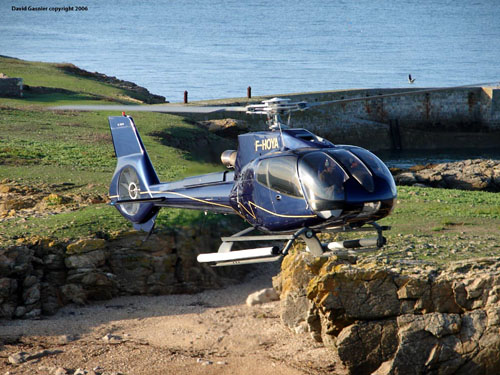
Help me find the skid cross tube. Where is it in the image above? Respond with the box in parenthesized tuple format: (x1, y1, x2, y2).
(198, 227, 310, 266)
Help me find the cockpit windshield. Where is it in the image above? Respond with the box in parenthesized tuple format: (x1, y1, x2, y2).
(298, 152, 348, 211)
(327, 149, 374, 192)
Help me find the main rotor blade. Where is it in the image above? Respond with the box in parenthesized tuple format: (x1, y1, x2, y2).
(308, 81, 500, 108)
(50, 104, 248, 114)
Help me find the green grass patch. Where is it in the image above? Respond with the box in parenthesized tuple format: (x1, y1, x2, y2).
(0, 105, 231, 181)
(376, 186, 500, 263)
(0, 56, 157, 104)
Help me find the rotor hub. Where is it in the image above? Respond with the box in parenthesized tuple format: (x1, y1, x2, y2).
(246, 97, 309, 130)
(246, 97, 308, 116)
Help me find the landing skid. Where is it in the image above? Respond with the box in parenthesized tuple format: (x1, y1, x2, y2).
(196, 223, 390, 266)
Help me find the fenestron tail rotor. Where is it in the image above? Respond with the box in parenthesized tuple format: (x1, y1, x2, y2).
(118, 166, 141, 216)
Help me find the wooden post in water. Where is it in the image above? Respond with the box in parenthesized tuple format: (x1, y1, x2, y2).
(184, 90, 188, 104)
(247, 86, 252, 99)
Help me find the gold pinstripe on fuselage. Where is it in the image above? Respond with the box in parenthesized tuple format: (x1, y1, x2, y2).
(110, 190, 316, 219)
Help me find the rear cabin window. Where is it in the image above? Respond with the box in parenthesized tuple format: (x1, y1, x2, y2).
(256, 156, 303, 198)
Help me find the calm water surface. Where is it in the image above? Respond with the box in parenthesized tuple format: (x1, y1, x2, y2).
(1, 0, 499, 101)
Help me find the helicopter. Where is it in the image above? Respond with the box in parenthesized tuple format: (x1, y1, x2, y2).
(53, 81, 498, 266)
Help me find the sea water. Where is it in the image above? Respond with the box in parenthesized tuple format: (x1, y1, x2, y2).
(1, 0, 499, 101)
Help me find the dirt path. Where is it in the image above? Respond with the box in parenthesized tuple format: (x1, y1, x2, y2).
(1, 267, 340, 375)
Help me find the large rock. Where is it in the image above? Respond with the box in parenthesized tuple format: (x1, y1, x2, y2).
(198, 118, 248, 137)
(275, 252, 500, 374)
(393, 159, 500, 192)
(65, 250, 106, 269)
(337, 320, 398, 374)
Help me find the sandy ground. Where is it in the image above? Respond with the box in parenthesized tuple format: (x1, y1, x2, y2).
(0, 266, 341, 375)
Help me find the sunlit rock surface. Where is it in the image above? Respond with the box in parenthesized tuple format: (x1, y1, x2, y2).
(274, 252, 500, 375)
(393, 159, 500, 192)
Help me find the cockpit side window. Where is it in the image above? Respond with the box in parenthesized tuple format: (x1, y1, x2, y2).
(256, 159, 269, 187)
(256, 156, 303, 198)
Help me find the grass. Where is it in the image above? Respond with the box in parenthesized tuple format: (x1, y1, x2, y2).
(0, 56, 234, 186)
(0, 56, 157, 104)
(375, 186, 500, 263)
(0, 107, 232, 183)
(1, 204, 233, 244)
(316, 186, 500, 265)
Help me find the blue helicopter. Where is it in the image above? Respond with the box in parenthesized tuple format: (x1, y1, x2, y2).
(63, 97, 395, 266)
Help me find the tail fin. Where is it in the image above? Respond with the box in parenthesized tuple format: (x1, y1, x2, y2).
(108, 116, 160, 226)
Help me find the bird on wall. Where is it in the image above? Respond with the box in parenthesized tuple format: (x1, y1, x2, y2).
(408, 74, 415, 84)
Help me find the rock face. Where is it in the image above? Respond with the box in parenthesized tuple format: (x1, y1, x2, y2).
(197, 118, 249, 138)
(274, 252, 500, 375)
(0, 227, 248, 319)
(0, 180, 250, 319)
(393, 159, 500, 192)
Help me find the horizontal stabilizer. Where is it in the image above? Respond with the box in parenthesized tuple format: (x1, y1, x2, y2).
(112, 197, 166, 205)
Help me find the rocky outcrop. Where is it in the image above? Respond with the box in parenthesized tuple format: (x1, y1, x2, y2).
(393, 159, 500, 192)
(274, 252, 500, 374)
(197, 118, 249, 138)
(56, 63, 167, 104)
(0, 228, 248, 319)
(0, 180, 107, 220)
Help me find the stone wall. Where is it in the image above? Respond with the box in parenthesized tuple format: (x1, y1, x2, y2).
(0, 229, 249, 320)
(192, 86, 500, 151)
(274, 252, 500, 375)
